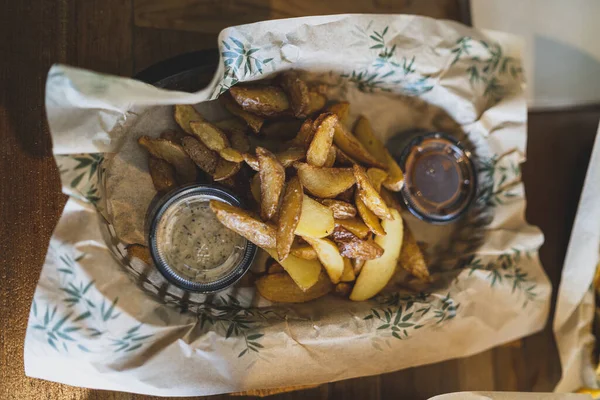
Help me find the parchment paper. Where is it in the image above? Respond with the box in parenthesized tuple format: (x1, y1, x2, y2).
(554, 122, 600, 392)
(25, 15, 551, 396)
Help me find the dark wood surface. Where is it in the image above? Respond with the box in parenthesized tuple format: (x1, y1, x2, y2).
(1, 0, 599, 399)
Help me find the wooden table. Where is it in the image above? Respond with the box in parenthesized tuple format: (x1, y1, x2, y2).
(1, 1, 599, 399)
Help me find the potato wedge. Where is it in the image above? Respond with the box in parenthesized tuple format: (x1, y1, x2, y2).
(367, 168, 388, 193)
(290, 243, 318, 260)
(336, 186, 355, 203)
(326, 102, 350, 126)
(181, 136, 218, 175)
(229, 85, 290, 117)
(350, 209, 404, 301)
(302, 237, 344, 284)
(355, 193, 386, 236)
(220, 147, 244, 163)
(226, 129, 251, 153)
(189, 121, 230, 151)
(260, 119, 303, 140)
(341, 258, 356, 282)
(126, 244, 152, 265)
(243, 153, 260, 171)
(277, 177, 303, 260)
(160, 129, 186, 144)
(213, 158, 241, 181)
(214, 118, 248, 134)
(276, 147, 305, 167)
(354, 115, 404, 191)
(399, 225, 431, 282)
(210, 200, 276, 248)
(323, 145, 337, 168)
(334, 282, 352, 297)
(333, 121, 386, 168)
(354, 165, 392, 220)
(256, 271, 332, 303)
(174, 105, 204, 134)
(220, 93, 264, 134)
(266, 249, 322, 291)
(266, 260, 285, 274)
(138, 136, 197, 183)
(353, 258, 365, 275)
(380, 187, 403, 213)
(280, 71, 310, 117)
(250, 173, 261, 204)
(295, 195, 335, 238)
(322, 199, 356, 219)
(331, 226, 384, 260)
(148, 157, 177, 192)
(335, 218, 370, 239)
(295, 163, 355, 198)
(289, 118, 315, 149)
(257, 147, 285, 221)
(306, 90, 327, 115)
(335, 147, 356, 166)
(307, 113, 337, 167)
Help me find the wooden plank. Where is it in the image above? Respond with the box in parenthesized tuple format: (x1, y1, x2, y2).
(457, 350, 496, 390)
(134, 0, 464, 34)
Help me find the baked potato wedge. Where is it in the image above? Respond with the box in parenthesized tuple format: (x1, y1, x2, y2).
(290, 243, 318, 260)
(367, 168, 388, 193)
(335, 217, 370, 239)
(219, 147, 244, 163)
(380, 187, 404, 213)
(399, 225, 431, 282)
(277, 177, 303, 260)
(354, 115, 404, 191)
(148, 157, 177, 192)
(321, 199, 356, 219)
(333, 121, 386, 168)
(341, 258, 356, 282)
(276, 146, 305, 167)
(226, 129, 251, 153)
(331, 226, 384, 260)
(354, 165, 392, 220)
(266, 249, 322, 291)
(326, 102, 350, 126)
(302, 236, 345, 284)
(323, 145, 337, 167)
(334, 282, 353, 297)
(181, 136, 218, 175)
(355, 193, 386, 236)
(220, 93, 264, 134)
(306, 90, 327, 115)
(256, 271, 332, 303)
(229, 85, 290, 117)
(353, 258, 365, 275)
(138, 136, 197, 184)
(174, 104, 204, 134)
(160, 129, 186, 144)
(257, 147, 286, 221)
(213, 158, 241, 181)
(189, 121, 230, 151)
(209, 200, 276, 248)
(289, 118, 315, 149)
(306, 113, 337, 167)
(250, 173, 261, 204)
(280, 71, 310, 118)
(295, 163, 355, 198)
(350, 209, 404, 301)
(214, 118, 248, 134)
(295, 195, 335, 238)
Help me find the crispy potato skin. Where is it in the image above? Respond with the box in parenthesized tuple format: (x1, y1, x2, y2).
(174, 105, 204, 134)
(277, 177, 303, 260)
(138, 136, 197, 183)
(353, 164, 392, 220)
(321, 199, 356, 219)
(209, 200, 276, 248)
(148, 157, 177, 192)
(331, 226, 384, 259)
(306, 113, 337, 167)
(295, 163, 355, 198)
(399, 225, 431, 282)
(257, 147, 286, 221)
(229, 85, 290, 117)
(181, 136, 218, 175)
(255, 272, 332, 303)
(280, 71, 310, 118)
(355, 192, 386, 236)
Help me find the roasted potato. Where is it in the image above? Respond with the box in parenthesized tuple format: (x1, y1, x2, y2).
(229, 85, 290, 117)
(380, 187, 403, 213)
(295, 163, 355, 198)
(210, 200, 276, 248)
(148, 156, 177, 192)
(280, 71, 310, 118)
(213, 158, 241, 181)
(354, 165, 392, 220)
(181, 136, 218, 175)
(126, 244, 152, 265)
(341, 258, 356, 282)
(250, 173, 262, 205)
(399, 225, 431, 282)
(336, 186, 355, 203)
(219, 147, 244, 163)
(334, 282, 352, 297)
(266, 249, 322, 291)
(331, 226, 384, 260)
(367, 168, 388, 193)
(189, 121, 230, 151)
(138, 136, 197, 184)
(350, 209, 404, 301)
(335, 147, 356, 166)
(302, 236, 345, 284)
(355, 193, 386, 236)
(353, 258, 365, 275)
(306, 90, 327, 115)
(226, 129, 251, 153)
(214, 118, 248, 134)
(266, 260, 285, 274)
(243, 153, 260, 171)
(335, 217, 371, 239)
(288, 118, 315, 149)
(257, 147, 286, 221)
(160, 129, 186, 144)
(333, 121, 386, 168)
(256, 271, 332, 303)
(174, 105, 204, 134)
(307, 113, 337, 167)
(321, 199, 356, 219)
(323, 145, 337, 167)
(276, 147, 305, 167)
(220, 93, 264, 134)
(354, 116, 404, 191)
(290, 243, 318, 260)
(277, 177, 303, 260)
(326, 102, 350, 126)
(295, 195, 335, 238)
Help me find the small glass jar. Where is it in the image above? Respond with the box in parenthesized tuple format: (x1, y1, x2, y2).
(396, 132, 477, 224)
(147, 184, 256, 293)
